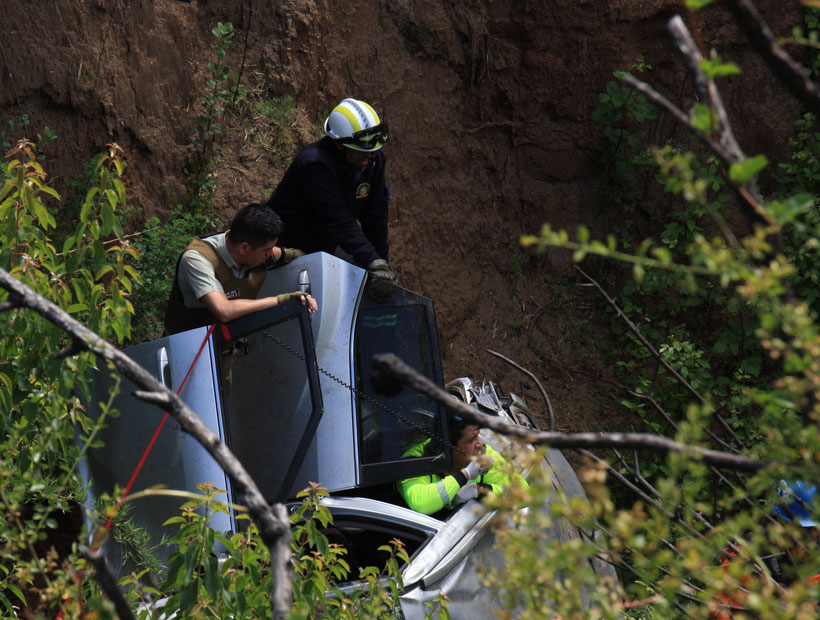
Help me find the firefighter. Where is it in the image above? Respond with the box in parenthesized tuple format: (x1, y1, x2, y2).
(164, 203, 317, 335)
(265, 98, 396, 301)
(397, 414, 527, 516)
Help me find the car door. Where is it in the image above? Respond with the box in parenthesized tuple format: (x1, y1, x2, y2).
(81, 300, 323, 570)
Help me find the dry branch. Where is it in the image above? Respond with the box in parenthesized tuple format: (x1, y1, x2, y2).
(486, 348, 555, 431)
(81, 546, 137, 620)
(0, 268, 292, 620)
(371, 353, 766, 472)
(667, 15, 747, 166)
(724, 0, 820, 118)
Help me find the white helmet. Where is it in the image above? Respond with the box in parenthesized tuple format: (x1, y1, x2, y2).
(323, 98, 388, 152)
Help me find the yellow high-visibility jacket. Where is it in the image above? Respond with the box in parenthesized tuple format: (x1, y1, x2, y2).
(397, 441, 527, 515)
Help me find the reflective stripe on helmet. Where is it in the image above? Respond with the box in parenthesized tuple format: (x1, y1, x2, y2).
(335, 102, 365, 133)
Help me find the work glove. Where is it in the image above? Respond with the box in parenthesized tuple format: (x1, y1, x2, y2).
(276, 291, 308, 304)
(463, 459, 488, 481)
(270, 247, 305, 268)
(367, 259, 397, 302)
(453, 483, 479, 506)
(281, 248, 305, 263)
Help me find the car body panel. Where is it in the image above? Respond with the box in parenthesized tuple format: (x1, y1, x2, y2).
(81, 288, 323, 568)
(257, 253, 365, 493)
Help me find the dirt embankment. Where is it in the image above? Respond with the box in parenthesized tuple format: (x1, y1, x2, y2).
(0, 0, 802, 431)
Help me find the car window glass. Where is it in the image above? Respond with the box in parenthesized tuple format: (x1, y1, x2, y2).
(354, 304, 444, 466)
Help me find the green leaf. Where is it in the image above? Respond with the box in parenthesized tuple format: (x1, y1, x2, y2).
(62, 235, 76, 256)
(113, 177, 126, 205)
(204, 555, 220, 599)
(4, 583, 25, 605)
(40, 185, 60, 200)
(729, 155, 768, 184)
(689, 103, 714, 133)
(179, 580, 198, 612)
(0, 179, 15, 204)
(699, 55, 741, 79)
(101, 201, 114, 234)
(0, 196, 15, 219)
(32, 200, 53, 230)
(95, 265, 114, 281)
(80, 199, 92, 223)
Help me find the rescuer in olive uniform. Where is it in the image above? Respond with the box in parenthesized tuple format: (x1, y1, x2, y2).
(164, 203, 316, 335)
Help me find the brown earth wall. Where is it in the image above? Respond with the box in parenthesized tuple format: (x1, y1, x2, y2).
(0, 0, 804, 432)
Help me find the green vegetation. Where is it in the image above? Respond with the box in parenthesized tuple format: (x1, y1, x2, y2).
(186, 21, 236, 211)
(253, 94, 297, 163)
(110, 483, 410, 619)
(255, 94, 296, 127)
(0, 140, 137, 616)
(512, 4, 820, 618)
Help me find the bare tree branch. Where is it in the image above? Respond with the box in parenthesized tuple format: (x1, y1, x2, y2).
(667, 15, 749, 167)
(723, 0, 820, 117)
(81, 546, 137, 620)
(371, 353, 766, 472)
(0, 268, 293, 620)
(616, 71, 734, 167)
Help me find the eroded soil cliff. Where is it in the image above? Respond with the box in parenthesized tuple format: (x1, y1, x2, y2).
(0, 0, 803, 432)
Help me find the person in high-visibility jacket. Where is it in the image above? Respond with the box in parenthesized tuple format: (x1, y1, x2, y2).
(397, 415, 527, 516)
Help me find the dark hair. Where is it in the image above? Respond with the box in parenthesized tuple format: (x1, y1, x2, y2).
(448, 413, 471, 445)
(227, 203, 283, 247)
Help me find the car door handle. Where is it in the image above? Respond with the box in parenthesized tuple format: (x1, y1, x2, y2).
(156, 347, 171, 389)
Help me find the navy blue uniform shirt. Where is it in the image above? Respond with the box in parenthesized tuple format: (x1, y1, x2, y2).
(266, 136, 389, 267)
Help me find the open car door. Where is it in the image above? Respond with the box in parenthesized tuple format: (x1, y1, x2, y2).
(81, 300, 323, 567)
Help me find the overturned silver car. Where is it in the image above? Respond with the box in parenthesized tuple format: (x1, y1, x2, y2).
(81, 253, 616, 618)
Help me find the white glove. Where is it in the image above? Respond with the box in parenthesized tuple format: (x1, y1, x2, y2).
(453, 483, 479, 506)
(463, 460, 486, 481)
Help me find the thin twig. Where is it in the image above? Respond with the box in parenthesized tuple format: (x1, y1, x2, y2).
(723, 0, 820, 118)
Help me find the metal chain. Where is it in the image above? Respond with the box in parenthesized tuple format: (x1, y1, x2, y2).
(263, 331, 457, 454)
